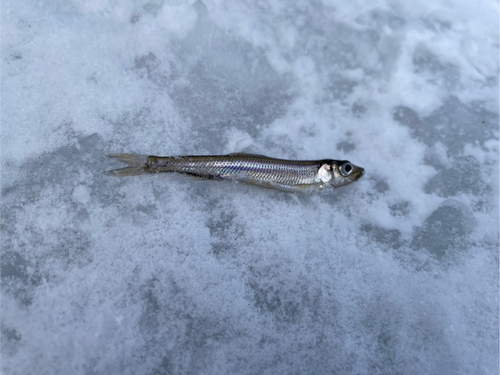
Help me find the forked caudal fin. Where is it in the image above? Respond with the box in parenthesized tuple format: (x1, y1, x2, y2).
(105, 153, 149, 176)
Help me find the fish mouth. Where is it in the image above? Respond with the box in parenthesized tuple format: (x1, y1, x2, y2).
(351, 167, 364, 181)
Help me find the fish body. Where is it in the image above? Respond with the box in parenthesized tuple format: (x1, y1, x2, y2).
(105, 153, 364, 192)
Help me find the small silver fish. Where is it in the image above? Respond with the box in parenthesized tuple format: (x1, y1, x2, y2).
(105, 153, 364, 192)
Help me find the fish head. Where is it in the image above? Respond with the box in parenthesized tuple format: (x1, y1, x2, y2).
(318, 160, 364, 188)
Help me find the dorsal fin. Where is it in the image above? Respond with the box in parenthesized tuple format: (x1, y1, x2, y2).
(226, 152, 270, 158)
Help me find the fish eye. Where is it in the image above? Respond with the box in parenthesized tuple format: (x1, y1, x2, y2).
(340, 163, 353, 177)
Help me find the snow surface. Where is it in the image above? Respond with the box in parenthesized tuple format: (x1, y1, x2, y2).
(2, 0, 499, 374)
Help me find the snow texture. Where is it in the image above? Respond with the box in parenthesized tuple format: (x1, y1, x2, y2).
(2, 0, 499, 374)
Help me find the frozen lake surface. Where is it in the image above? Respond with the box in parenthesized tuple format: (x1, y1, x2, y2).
(2, 0, 498, 374)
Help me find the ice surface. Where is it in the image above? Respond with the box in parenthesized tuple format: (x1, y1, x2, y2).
(2, 0, 498, 374)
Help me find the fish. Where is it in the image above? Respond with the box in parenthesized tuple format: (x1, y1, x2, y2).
(105, 153, 364, 192)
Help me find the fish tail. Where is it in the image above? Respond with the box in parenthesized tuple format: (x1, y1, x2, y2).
(105, 153, 150, 176)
